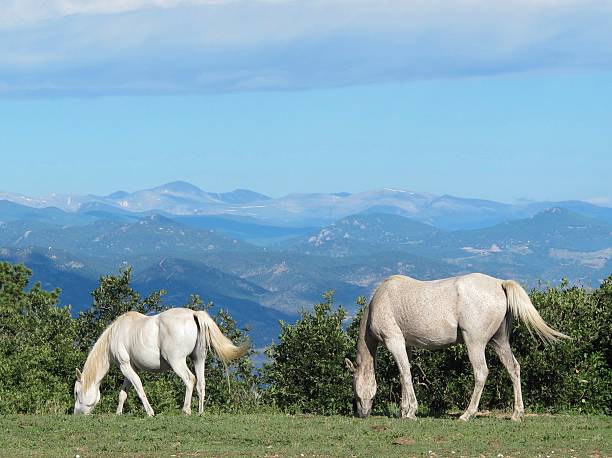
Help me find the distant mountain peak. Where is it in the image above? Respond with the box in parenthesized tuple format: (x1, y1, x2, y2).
(214, 189, 272, 204)
(529, 207, 609, 227)
(533, 207, 577, 219)
(156, 181, 205, 194)
(140, 213, 182, 226)
(107, 190, 129, 199)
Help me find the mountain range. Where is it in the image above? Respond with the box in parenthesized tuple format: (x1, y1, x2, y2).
(1, 182, 610, 344)
(3, 181, 612, 229)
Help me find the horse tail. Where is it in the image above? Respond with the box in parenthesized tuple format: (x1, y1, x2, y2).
(194, 311, 250, 366)
(502, 280, 571, 344)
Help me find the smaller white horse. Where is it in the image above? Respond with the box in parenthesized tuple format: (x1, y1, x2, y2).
(74, 308, 249, 416)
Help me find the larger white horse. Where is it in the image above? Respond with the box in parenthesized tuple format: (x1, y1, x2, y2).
(74, 308, 249, 416)
(345, 273, 570, 421)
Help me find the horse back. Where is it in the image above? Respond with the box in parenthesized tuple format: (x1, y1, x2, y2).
(367, 274, 506, 348)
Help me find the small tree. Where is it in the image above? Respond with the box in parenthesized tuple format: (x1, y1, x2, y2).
(517, 277, 611, 414)
(77, 267, 165, 351)
(0, 262, 81, 414)
(263, 291, 354, 414)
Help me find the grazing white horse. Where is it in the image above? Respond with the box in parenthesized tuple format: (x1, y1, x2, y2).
(345, 273, 570, 421)
(74, 308, 249, 416)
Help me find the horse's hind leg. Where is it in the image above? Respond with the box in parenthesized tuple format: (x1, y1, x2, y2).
(167, 357, 197, 415)
(385, 335, 418, 419)
(459, 334, 489, 421)
(192, 355, 206, 415)
(491, 322, 524, 421)
(119, 363, 155, 416)
(116, 378, 132, 415)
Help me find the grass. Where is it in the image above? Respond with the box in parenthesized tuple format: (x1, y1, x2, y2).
(0, 412, 609, 457)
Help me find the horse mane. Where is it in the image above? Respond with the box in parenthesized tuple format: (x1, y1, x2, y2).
(81, 319, 117, 390)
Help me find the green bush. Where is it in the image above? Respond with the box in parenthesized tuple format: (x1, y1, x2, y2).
(262, 291, 354, 415)
(517, 278, 611, 414)
(0, 263, 82, 414)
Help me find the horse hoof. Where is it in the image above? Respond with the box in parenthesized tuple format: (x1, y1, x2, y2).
(458, 414, 471, 422)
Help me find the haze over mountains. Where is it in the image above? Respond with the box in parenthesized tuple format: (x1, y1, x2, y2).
(4, 180, 612, 229)
(1, 181, 610, 344)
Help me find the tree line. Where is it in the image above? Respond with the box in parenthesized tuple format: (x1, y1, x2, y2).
(0, 262, 609, 416)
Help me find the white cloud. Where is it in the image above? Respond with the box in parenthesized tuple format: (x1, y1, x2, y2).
(0, 0, 611, 95)
(0, 0, 230, 28)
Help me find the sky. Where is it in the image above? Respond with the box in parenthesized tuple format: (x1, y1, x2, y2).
(0, 0, 611, 204)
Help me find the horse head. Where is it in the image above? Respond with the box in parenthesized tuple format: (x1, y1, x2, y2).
(73, 368, 100, 415)
(345, 358, 376, 418)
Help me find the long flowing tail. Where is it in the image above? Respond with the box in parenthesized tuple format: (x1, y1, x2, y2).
(194, 311, 250, 365)
(502, 280, 571, 344)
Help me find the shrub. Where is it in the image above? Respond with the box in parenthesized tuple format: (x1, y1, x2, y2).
(517, 278, 611, 414)
(262, 291, 354, 414)
(0, 262, 82, 414)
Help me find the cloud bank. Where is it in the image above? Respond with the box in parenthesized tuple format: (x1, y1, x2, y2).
(1, 0, 611, 96)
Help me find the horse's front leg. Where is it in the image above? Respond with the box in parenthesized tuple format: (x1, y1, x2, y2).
(119, 363, 155, 416)
(385, 336, 418, 419)
(116, 378, 132, 415)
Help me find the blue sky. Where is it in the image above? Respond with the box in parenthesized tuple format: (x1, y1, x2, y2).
(0, 0, 611, 204)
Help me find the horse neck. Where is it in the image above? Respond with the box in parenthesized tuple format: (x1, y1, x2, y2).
(81, 325, 113, 390)
(356, 303, 377, 371)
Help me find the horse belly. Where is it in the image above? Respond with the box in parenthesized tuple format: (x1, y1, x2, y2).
(400, 316, 460, 349)
(404, 329, 459, 349)
(131, 348, 168, 371)
(128, 323, 167, 371)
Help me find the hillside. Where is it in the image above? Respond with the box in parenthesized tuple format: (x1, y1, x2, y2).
(284, 213, 442, 257)
(1, 184, 611, 343)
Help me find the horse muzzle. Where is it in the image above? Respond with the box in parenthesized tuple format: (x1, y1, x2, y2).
(354, 405, 372, 419)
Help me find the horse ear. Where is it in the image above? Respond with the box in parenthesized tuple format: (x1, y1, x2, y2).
(75, 368, 82, 381)
(344, 358, 355, 373)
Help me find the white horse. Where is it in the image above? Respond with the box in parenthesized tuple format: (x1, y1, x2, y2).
(74, 307, 249, 416)
(345, 273, 570, 421)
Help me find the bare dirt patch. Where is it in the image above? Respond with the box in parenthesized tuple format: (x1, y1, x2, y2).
(392, 437, 416, 446)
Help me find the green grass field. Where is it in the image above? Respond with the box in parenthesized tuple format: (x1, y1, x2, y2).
(0, 413, 609, 457)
